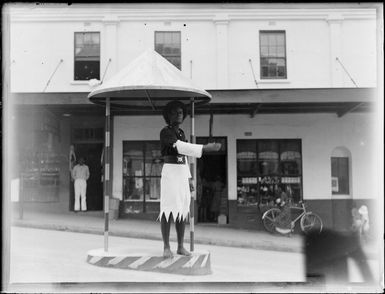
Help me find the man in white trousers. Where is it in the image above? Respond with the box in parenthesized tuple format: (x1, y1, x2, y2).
(71, 157, 90, 212)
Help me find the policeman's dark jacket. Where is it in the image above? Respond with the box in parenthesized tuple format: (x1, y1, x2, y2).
(160, 125, 187, 156)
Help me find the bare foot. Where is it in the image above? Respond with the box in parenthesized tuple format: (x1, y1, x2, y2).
(177, 247, 191, 256)
(163, 247, 173, 258)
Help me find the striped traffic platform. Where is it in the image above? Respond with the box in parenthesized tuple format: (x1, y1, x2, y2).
(86, 247, 212, 275)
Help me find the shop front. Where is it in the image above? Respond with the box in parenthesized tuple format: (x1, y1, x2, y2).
(113, 102, 376, 232)
(13, 88, 377, 232)
(13, 102, 106, 214)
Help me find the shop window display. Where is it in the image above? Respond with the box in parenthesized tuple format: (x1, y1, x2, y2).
(19, 112, 62, 203)
(237, 139, 302, 209)
(123, 141, 163, 214)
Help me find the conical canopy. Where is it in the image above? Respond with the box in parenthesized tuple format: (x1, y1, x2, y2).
(88, 49, 211, 109)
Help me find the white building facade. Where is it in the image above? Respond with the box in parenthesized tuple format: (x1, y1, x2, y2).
(7, 3, 381, 231)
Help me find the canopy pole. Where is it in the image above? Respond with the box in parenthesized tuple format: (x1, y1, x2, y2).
(190, 98, 196, 252)
(145, 89, 156, 111)
(104, 98, 111, 252)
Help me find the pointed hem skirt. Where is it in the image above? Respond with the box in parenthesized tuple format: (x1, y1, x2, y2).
(158, 163, 191, 222)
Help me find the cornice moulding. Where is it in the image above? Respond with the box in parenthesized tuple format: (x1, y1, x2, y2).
(10, 8, 376, 23)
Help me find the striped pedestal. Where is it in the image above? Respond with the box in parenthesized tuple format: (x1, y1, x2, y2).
(87, 248, 212, 275)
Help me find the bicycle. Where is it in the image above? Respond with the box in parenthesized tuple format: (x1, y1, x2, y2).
(262, 200, 323, 235)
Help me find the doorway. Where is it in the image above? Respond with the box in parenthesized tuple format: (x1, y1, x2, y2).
(196, 137, 228, 223)
(69, 143, 103, 211)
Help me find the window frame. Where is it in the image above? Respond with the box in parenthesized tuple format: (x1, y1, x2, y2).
(74, 31, 101, 81)
(236, 139, 303, 208)
(259, 30, 287, 80)
(122, 140, 163, 213)
(154, 31, 182, 70)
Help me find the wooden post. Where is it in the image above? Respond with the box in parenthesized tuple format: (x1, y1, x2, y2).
(190, 98, 196, 252)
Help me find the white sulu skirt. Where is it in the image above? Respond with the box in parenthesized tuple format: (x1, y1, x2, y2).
(159, 160, 191, 222)
(158, 140, 203, 222)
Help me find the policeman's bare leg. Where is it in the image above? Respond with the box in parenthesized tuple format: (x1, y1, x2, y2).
(161, 214, 173, 258)
(176, 217, 191, 256)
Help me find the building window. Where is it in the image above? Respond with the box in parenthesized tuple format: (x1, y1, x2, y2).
(259, 31, 287, 79)
(331, 157, 349, 195)
(236, 139, 302, 209)
(154, 31, 181, 69)
(74, 32, 100, 80)
(123, 141, 163, 214)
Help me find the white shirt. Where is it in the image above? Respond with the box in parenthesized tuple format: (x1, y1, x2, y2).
(72, 164, 90, 181)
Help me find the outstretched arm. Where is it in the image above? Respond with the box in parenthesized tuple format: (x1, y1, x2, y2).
(174, 140, 221, 158)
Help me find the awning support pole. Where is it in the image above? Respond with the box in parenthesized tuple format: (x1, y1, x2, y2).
(190, 97, 196, 252)
(104, 98, 111, 252)
(145, 89, 156, 111)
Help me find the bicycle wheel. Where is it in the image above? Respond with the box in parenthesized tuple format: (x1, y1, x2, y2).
(262, 208, 281, 233)
(300, 212, 323, 234)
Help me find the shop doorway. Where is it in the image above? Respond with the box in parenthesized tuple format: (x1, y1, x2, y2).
(69, 143, 103, 211)
(196, 137, 228, 223)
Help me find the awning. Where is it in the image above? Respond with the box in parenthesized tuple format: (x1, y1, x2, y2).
(12, 87, 376, 117)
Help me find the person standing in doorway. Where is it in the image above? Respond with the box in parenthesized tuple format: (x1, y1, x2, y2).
(159, 100, 221, 258)
(72, 157, 90, 212)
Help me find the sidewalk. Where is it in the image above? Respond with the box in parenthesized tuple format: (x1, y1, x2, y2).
(11, 210, 380, 258)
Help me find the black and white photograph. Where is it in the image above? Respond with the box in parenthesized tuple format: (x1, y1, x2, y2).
(2, 2, 384, 293)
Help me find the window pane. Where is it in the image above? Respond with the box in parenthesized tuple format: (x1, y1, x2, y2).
(260, 33, 268, 46)
(268, 58, 278, 66)
(155, 32, 163, 44)
(164, 32, 172, 44)
(84, 33, 91, 43)
(75, 34, 83, 45)
(145, 177, 161, 201)
(155, 43, 163, 52)
(268, 65, 277, 77)
(171, 45, 180, 55)
(237, 179, 259, 207)
(261, 66, 268, 77)
(258, 141, 279, 175)
(237, 140, 257, 176)
(123, 177, 144, 200)
(277, 66, 286, 77)
(74, 61, 100, 80)
(276, 58, 285, 66)
(280, 141, 301, 175)
(145, 142, 162, 176)
(92, 33, 100, 44)
(269, 46, 277, 57)
(260, 46, 269, 57)
(277, 46, 285, 57)
(276, 34, 285, 46)
(123, 142, 143, 177)
(260, 57, 269, 66)
(172, 32, 181, 44)
(268, 34, 277, 46)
